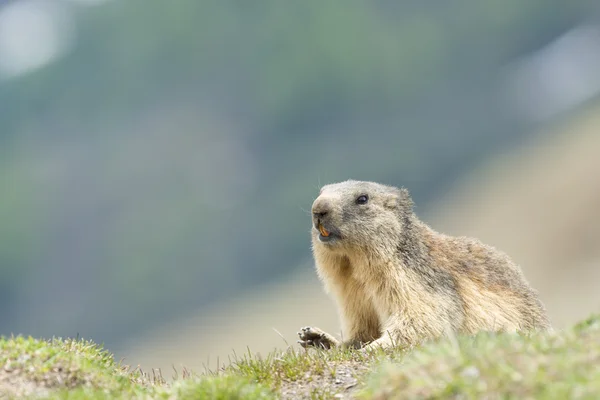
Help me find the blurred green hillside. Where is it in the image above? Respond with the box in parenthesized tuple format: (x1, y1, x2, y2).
(0, 0, 597, 352)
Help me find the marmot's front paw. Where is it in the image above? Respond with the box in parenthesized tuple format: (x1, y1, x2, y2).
(297, 326, 338, 350)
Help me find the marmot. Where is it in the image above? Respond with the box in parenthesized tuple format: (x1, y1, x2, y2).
(297, 180, 550, 351)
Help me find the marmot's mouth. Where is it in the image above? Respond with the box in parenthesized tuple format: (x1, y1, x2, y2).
(316, 222, 338, 242)
(318, 224, 330, 237)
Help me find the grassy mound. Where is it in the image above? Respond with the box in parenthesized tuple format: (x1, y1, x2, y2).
(361, 316, 600, 399)
(1, 316, 599, 399)
(0, 336, 272, 399)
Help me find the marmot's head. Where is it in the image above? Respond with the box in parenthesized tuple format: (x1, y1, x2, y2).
(311, 180, 413, 253)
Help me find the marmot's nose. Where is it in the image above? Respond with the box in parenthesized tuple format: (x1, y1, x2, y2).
(312, 198, 331, 219)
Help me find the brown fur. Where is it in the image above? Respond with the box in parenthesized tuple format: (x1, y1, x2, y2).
(297, 180, 550, 350)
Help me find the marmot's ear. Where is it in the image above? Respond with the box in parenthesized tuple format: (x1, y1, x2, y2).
(398, 188, 414, 211)
(385, 188, 414, 212)
(384, 187, 414, 211)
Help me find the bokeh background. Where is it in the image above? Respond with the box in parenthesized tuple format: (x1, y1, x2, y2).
(2, 0, 600, 374)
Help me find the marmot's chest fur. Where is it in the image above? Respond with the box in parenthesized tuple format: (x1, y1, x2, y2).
(299, 180, 550, 351)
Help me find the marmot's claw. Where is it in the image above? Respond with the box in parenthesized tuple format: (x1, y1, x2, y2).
(297, 326, 334, 350)
(297, 339, 314, 348)
(298, 326, 320, 341)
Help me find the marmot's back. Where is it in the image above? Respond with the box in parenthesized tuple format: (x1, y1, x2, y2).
(424, 228, 551, 332)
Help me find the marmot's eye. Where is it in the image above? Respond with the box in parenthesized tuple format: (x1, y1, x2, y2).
(356, 194, 369, 205)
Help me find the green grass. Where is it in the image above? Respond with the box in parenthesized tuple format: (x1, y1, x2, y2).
(0, 336, 273, 399)
(2, 316, 600, 399)
(361, 316, 600, 399)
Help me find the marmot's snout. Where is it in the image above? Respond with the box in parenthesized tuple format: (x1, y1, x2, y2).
(312, 197, 339, 243)
(312, 197, 331, 219)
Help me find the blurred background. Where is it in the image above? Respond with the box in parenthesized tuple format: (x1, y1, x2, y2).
(1, 0, 600, 374)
